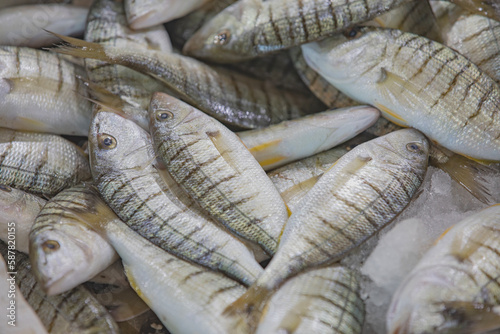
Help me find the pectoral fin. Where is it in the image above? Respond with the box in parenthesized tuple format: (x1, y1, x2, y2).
(207, 130, 243, 174)
(440, 301, 500, 334)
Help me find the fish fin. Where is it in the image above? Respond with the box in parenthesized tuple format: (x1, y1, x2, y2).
(434, 225, 455, 245)
(105, 287, 150, 322)
(248, 139, 282, 153)
(259, 156, 287, 170)
(285, 203, 292, 217)
(281, 175, 321, 207)
(207, 130, 243, 174)
(440, 301, 500, 334)
(431, 151, 495, 205)
(47, 31, 110, 62)
(223, 285, 271, 330)
(123, 265, 151, 306)
(15, 116, 49, 130)
(76, 75, 125, 110)
(461, 154, 499, 166)
(374, 103, 408, 127)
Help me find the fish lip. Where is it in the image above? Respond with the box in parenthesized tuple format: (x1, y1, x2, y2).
(42, 268, 75, 296)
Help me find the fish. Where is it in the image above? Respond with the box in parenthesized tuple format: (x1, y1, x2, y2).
(182, 0, 413, 63)
(387, 204, 500, 334)
(268, 134, 373, 212)
(84, 0, 173, 131)
(0, 185, 46, 254)
(0, 46, 92, 136)
(256, 266, 365, 334)
(0, 0, 93, 10)
(0, 5, 88, 48)
(52, 34, 324, 129)
(448, 0, 500, 22)
(29, 184, 120, 296)
(89, 109, 264, 286)
(0, 248, 48, 334)
(302, 26, 500, 162)
(0, 128, 91, 197)
(238, 106, 379, 170)
(105, 218, 250, 334)
(124, 0, 214, 29)
(225, 129, 429, 326)
(0, 241, 120, 333)
(149, 92, 288, 255)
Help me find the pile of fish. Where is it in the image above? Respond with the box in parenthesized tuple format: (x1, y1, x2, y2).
(0, 0, 499, 333)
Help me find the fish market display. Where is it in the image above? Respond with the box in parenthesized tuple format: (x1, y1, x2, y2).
(0, 241, 120, 334)
(0, 185, 45, 254)
(0, 128, 91, 197)
(90, 109, 263, 286)
(0, 46, 92, 135)
(238, 106, 379, 170)
(0, 5, 88, 48)
(387, 204, 500, 334)
(302, 27, 500, 162)
(226, 129, 429, 324)
(256, 266, 365, 334)
(183, 0, 413, 62)
(29, 184, 119, 295)
(53, 34, 324, 129)
(84, 0, 172, 130)
(125, 0, 214, 29)
(149, 92, 288, 255)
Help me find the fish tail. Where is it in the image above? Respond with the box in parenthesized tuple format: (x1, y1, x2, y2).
(223, 284, 271, 329)
(47, 31, 110, 62)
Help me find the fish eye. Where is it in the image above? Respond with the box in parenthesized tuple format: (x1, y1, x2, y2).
(156, 111, 174, 121)
(0, 185, 11, 192)
(343, 27, 362, 39)
(97, 133, 117, 150)
(42, 240, 60, 252)
(213, 30, 231, 45)
(406, 142, 422, 153)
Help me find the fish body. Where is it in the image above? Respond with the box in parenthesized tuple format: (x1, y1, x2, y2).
(0, 241, 119, 333)
(238, 106, 379, 170)
(183, 0, 412, 62)
(0, 4, 88, 48)
(29, 184, 119, 295)
(0, 185, 45, 254)
(226, 129, 429, 324)
(85, 0, 172, 130)
(106, 220, 249, 334)
(149, 93, 288, 255)
(0, 128, 91, 197)
(90, 110, 263, 286)
(387, 204, 500, 334)
(256, 266, 365, 334)
(0, 46, 91, 135)
(53, 35, 324, 129)
(302, 27, 500, 162)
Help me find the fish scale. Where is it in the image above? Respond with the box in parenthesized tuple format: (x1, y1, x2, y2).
(0, 242, 119, 334)
(183, 0, 413, 62)
(0, 128, 91, 197)
(90, 110, 263, 287)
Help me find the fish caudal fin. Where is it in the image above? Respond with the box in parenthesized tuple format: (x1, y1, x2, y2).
(223, 284, 271, 330)
(47, 31, 110, 62)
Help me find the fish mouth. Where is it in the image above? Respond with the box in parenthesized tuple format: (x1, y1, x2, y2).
(42, 269, 75, 296)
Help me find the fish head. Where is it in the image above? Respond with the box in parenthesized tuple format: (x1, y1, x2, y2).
(182, 0, 258, 62)
(29, 224, 98, 295)
(374, 128, 430, 171)
(148, 92, 193, 134)
(89, 109, 154, 178)
(301, 27, 391, 87)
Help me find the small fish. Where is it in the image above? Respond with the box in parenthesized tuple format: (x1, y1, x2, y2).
(0, 46, 92, 136)
(149, 92, 288, 255)
(105, 219, 249, 334)
(238, 106, 379, 170)
(125, 0, 214, 29)
(29, 184, 120, 296)
(183, 0, 412, 62)
(387, 204, 500, 334)
(0, 241, 120, 333)
(52, 34, 324, 129)
(90, 109, 264, 286)
(268, 134, 373, 212)
(0, 128, 91, 197)
(302, 26, 500, 162)
(256, 266, 365, 334)
(0, 185, 45, 254)
(225, 129, 429, 327)
(85, 0, 173, 131)
(0, 5, 88, 48)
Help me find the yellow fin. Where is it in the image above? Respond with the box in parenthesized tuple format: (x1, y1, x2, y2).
(375, 103, 408, 127)
(285, 203, 292, 217)
(431, 148, 495, 205)
(434, 225, 454, 245)
(259, 155, 287, 169)
(281, 175, 321, 207)
(248, 139, 282, 153)
(461, 153, 499, 166)
(223, 285, 271, 331)
(124, 266, 151, 306)
(15, 116, 49, 130)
